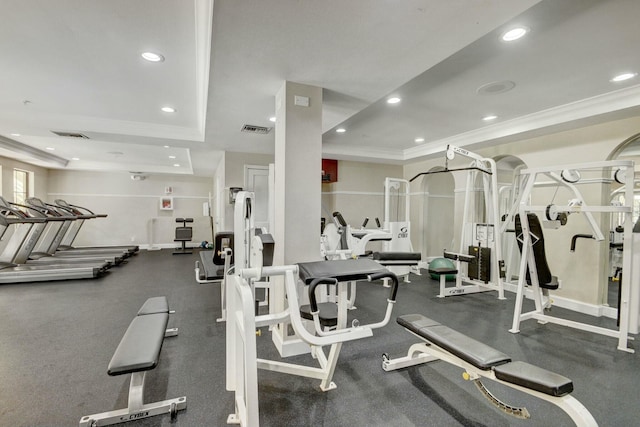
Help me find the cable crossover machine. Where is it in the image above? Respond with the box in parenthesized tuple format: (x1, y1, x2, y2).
(411, 145, 506, 299)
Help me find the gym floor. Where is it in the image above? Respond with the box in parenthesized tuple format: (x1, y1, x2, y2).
(1, 249, 637, 426)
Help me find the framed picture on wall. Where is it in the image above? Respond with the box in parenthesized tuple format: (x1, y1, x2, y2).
(160, 196, 173, 210)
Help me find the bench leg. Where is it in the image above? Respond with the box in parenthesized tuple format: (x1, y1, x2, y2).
(79, 372, 187, 426)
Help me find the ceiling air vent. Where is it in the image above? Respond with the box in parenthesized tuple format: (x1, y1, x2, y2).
(51, 130, 90, 139)
(241, 124, 272, 134)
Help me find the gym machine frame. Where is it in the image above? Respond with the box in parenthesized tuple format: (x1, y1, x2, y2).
(501, 159, 636, 352)
(411, 145, 505, 299)
(225, 192, 398, 426)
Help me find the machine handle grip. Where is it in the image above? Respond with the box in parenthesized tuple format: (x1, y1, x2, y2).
(375, 218, 381, 228)
(368, 272, 399, 302)
(332, 211, 347, 227)
(308, 277, 339, 313)
(361, 217, 369, 228)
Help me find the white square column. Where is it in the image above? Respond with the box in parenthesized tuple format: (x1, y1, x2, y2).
(274, 81, 322, 265)
(272, 81, 322, 357)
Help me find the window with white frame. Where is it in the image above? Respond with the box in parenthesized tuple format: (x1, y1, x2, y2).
(13, 168, 32, 204)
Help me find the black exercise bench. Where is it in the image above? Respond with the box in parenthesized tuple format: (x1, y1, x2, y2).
(79, 297, 186, 426)
(382, 314, 597, 426)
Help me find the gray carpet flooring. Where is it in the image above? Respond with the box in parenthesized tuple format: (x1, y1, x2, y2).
(0, 249, 637, 426)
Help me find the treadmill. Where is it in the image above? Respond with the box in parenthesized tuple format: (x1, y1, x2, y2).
(25, 198, 132, 259)
(0, 201, 106, 283)
(53, 199, 139, 255)
(6, 200, 119, 268)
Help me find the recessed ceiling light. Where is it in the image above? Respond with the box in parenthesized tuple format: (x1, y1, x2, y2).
(141, 52, 165, 62)
(269, 116, 276, 123)
(10, 133, 20, 137)
(501, 27, 529, 42)
(336, 128, 346, 133)
(173, 163, 180, 167)
(414, 137, 425, 143)
(386, 97, 401, 104)
(71, 157, 80, 161)
(610, 72, 637, 82)
(483, 115, 498, 121)
(163, 145, 170, 148)
(161, 106, 176, 113)
(45, 147, 55, 151)
(169, 155, 176, 159)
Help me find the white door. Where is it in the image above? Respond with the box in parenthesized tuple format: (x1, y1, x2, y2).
(245, 165, 270, 231)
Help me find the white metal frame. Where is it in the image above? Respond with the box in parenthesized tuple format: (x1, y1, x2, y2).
(79, 371, 187, 426)
(501, 160, 636, 352)
(226, 263, 396, 426)
(225, 192, 398, 426)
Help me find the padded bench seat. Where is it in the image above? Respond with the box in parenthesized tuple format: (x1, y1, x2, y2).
(372, 251, 421, 266)
(494, 360, 573, 397)
(137, 296, 170, 315)
(397, 314, 574, 397)
(108, 313, 169, 376)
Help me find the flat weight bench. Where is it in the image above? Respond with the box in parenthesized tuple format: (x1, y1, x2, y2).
(137, 296, 178, 336)
(382, 314, 597, 426)
(79, 298, 186, 426)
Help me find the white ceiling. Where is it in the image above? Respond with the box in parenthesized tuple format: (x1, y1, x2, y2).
(1, 0, 640, 177)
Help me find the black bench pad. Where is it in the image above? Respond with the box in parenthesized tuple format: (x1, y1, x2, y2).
(429, 267, 458, 275)
(298, 259, 388, 285)
(397, 314, 511, 370)
(300, 302, 338, 327)
(108, 313, 169, 376)
(494, 361, 573, 397)
(137, 296, 169, 315)
(372, 252, 421, 261)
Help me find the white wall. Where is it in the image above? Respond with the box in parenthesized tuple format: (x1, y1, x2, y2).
(322, 160, 403, 226)
(47, 170, 214, 248)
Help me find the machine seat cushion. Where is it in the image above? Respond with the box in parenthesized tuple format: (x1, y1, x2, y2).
(494, 361, 573, 397)
(300, 302, 338, 327)
(373, 252, 421, 261)
(199, 251, 226, 280)
(397, 314, 511, 370)
(298, 258, 388, 285)
(108, 313, 169, 376)
(137, 296, 169, 315)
